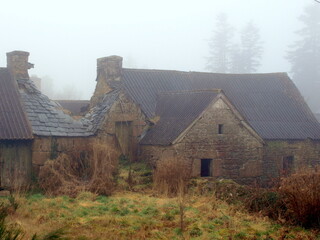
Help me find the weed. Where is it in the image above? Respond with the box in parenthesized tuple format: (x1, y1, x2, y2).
(189, 226, 202, 237)
(8, 195, 19, 212)
(234, 231, 247, 239)
(153, 156, 191, 197)
(141, 206, 159, 216)
(32, 228, 67, 240)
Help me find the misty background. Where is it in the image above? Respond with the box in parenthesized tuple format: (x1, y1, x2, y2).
(0, 0, 319, 112)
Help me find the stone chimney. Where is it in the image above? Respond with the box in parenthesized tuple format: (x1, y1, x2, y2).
(90, 55, 123, 107)
(6, 51, 34, 80)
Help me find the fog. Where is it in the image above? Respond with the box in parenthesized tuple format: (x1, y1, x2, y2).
(0, 0, 318, 111)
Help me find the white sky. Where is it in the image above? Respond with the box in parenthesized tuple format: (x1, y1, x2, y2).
(0, 0, 315, 99)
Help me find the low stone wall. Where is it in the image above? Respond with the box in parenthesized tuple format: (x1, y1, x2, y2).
(31, 136, 95, 175)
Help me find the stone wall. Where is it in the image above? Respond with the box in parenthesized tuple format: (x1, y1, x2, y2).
(31, 136, 95, 175)
(0, 140, 32, 189)
(98, 92, 147, 160)
(141, 98, 264, 184)
(262, 139, 320, 182)
(141, 98, 320, 185)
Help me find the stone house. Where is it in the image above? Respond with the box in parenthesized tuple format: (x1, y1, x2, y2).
(89, 55, 320, 184)
(0, 51, 95, 189)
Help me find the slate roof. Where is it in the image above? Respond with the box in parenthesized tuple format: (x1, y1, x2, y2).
(141, 90, 220, 145)
(315, 113, 320, 123)
(17, 79, 93, 137)
(56, 100, 90, 116)
(85, 89, 120, 133)
(122, 69, 320, 140)
(0, 68, 33, 140)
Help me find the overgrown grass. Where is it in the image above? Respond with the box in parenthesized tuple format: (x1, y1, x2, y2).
(117, 155, 153, 192)
(1, 192, 319, 239)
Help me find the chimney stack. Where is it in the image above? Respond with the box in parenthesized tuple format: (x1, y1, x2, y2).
(97, 55, 123, 81)
(6, 51, 34, 80)
(90, 55, 123, 107)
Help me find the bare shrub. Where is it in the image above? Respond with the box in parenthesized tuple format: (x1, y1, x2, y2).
(38, 141, 119, 197)
(153, 156, 191, 197)
(279, 167, 320, 228)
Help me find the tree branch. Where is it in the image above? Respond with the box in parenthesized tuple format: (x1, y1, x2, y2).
(315, 0, 320, 3)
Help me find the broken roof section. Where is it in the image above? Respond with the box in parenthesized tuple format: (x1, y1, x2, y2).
(0, 68, 33, 140)
(56, 100, 90, 116)
(86, 89, 121, 133)
(122, 69, 320, 140)
(141, 90, 220, 145)
(18, 79, 93, 137)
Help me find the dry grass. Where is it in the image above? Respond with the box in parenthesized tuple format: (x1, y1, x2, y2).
(279, 167, 320, 227)
(153, 156, 191, 197)
(38, 141, 119, 197)
(1, 192, 319, 240)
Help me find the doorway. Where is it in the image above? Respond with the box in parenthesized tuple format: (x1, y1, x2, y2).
(115, 121, 133, 157)
(201, 159, 212, 177)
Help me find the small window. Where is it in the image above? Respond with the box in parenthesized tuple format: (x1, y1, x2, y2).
(218, 124, 224, 134)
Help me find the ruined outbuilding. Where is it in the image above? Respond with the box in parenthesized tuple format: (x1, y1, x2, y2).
(0, 51, 95, 188)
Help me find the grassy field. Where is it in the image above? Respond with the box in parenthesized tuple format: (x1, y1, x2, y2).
(1, 191, 319, 240)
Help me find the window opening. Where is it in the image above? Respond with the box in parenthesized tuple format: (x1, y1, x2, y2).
(218, 124, 224, 134)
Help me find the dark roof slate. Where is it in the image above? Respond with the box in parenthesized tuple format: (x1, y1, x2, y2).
(122, 69, 320, 140)
(141, 90, 219, 145)
(17, 79, 93, 137)
(0, 68, 33, 140)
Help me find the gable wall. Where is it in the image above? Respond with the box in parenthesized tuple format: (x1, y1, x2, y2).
(98, 93, 148, 160)
(141, 98, 264, 184)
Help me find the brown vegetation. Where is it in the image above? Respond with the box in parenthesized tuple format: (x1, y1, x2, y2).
(279, 167, 320, 228)
(153, 156, 191, 197)
(38, 141, 119, 197)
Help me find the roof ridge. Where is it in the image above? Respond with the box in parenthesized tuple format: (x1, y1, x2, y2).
(123, 67, 288, 77)
(158, 89, 222, 95)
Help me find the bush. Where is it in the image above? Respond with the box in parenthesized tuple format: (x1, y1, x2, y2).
(244, 188, 286, 220)
(153, 156, 191, 197)
(279, 167, 320, 228)
(38, 141, 119, 197)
